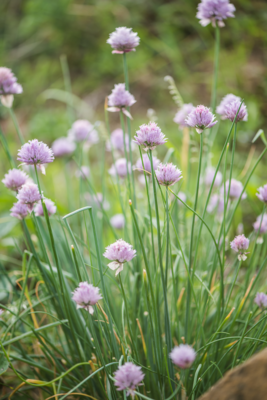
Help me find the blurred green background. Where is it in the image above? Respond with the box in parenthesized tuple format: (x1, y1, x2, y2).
(0, 0, 266, 140)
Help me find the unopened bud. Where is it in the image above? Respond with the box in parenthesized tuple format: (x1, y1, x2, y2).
(129, 199, 132, 206)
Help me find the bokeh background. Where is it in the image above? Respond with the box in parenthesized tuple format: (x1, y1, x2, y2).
(0, 0, 267, 231)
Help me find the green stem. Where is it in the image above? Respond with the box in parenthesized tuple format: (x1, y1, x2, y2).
(9, 108, 24, 144)
(186, 133, 203, 341)
(0, 125, 16, 167)
(119, 110, 132, 198)
(211, 23, 220, 113)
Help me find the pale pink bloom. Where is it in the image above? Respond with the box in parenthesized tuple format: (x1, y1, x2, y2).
(107, 27, 140, 54)
(114, 362, 144, 397)
(2, 169, 28, 191)
(170, 344, 196, 369)
(256, 185, 267, 203)
(10, 202, 28, 220)
(174, 103, 195, 128)
(110, 214, 125, 230)
(109, 158, 131, 179)
(186, 105, 217, 133)
(230, 234, 249, 261)
(34, 198, 56, 217)
(155, 163, 182, 186)
(72, 282, 102, 314)
(134, 122, 167, 151)
(254, 292, 267, 309)
(103, 239, 136, 276)
(17, 183, 42, 212)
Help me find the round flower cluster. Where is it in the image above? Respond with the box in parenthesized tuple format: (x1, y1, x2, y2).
(52, 137, 76, 158)
(17, 140, 54, 174)
(185, 105, 217, 133)
(72, 282, 102, 314)
(34, 198, 57, 217)
(254, 292, 267, 309)
(68, 120, 99, 144)
(256, 184, 267, 204)
(2, 169, 28, 191)
(10, 202, 29, 220)
(221, 179, 246, 200)
(114, 362, 144, 397)
(196, 0, 236, 28)
(173, 103, 195, 128)
(0, 67, 23, 107)
(103, 239, 136, 276)
(109, 158, 131, 179)
(110, 214, 125, 230)
(106, 128, 133, 153)
(216, 94, 241, 118)
(253, 214, 267, 235)
(134, 122, 167, 151)
(108, 83, 136, 118)
(155, 163, 182, 187)
(230, 234, 249, 261)
(107, 27, 140, 54)
(169, 344, 196, 369)
(17, 183, 42, 212)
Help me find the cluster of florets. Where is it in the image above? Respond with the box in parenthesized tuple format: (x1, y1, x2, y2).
(185, 105, 217, 133)
(34, 198, 57, 217)
(110, 214, 125, 230)
(173, 103, 195, 128)
(230, 234, 250, 261)
(221, 179, 246, 200)
(10, 202, 29, 220)
(253, 214, 267, 236)
(17, 139, 54, 174)
(52, 137, 76, 158)
(72, 282, 102, 314)
(114, 362, 144, 397)
(256, 185, 267, 204)
(0, 67, 23, 107)
(155, 163, 182, 187)
(68, 120, 99, 144)
(106, 128, 133, 153)
(16, 183, 42, 212)
(196, 0, 236, 27)
(254, 292, 267, 309)
(169, 344, 196, 369)
(107, 27, 140, 54)
(107, 83, 136, 118)
(134, 154, 160, 174)
(103, 239, 136, 276)
(109, 158, 131, 178)
(2, 169, 28, 191)
(134, 122, 167, 151)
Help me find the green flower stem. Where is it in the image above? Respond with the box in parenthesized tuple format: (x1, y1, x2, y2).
(0, 124, 16, 168)
(8, 108, 24, 144)
(211, 23, 220, 113)
(120, 110, 132, 198)
(149, 149, 174, 386)
(186, 133, 203, 341)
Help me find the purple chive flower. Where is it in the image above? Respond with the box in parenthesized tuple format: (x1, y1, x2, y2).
(103, 239, 136, 276)
(10, 202, 28, 220)
(173, 103, 195, 128)
(196, 0, 236, 28)
(134, 154, 160, 174)
(134, 122, 167, 151)
(85, 192, 110, 211)
(186, 105, 217, 134)
(221, 179, 246, 200)
(254, 293, 267, 309)
(76, 166, 90, 180)
(110, 214, 125, 230)
(204, 167, 222, 187)
(224, 100, 248, 123)
(107, 27, 140, 54)
(253, 214, 267, 235)
(72, 282, 102, 314)
(107, 83, 136, 119)
(256, 185, 267, 203)
(2, 169, 28, 191)
(109, 158, 131, 179)
(169, 345, 196, 369)
(68, 120, 99, 143)
(155, 163, 182, 187)
(114, 362, 144, 397)
(207, 194, 224, 214)
(230, 234, 250, 261)
(17, 140, 54, 174)
(34, 198, 56, 217)
(17, 183, 42, 212)
(0, 67, 23, 107)
(106, 128, 134, 152)
(51, 137, 76, 158)
(216, 94, 241, 119)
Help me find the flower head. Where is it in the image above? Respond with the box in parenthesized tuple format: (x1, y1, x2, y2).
(17, 140, 54, 174)
(221, 179, 246, 200)
(216, 94, 241, 118)
(72, 282, 102, 314)
(52, 137, 76, 158)
(253, 214, 267, 235)
(109, 158, 131, 179)
(207, 194, 224, 214)
(256, 185, 267, 203)
(134, 122, 167, 151)
(114, 362, 144, 397)
(186, 105, 217, 133)
(196, 0, 236, 27)
(174, 104, 195, 128)
(107, 27, 140, 54)
(103, 239, 136, 276)
(10, 202, 28, 220)
(254, 292, 267, 309)
(0, 67, 22, 107)
(106, 128, 134, 152)
(68, 120, 98, 143)
(34, 198, 56, 217)
(169, 344, 196, 369)
(134, 154, 160, 174)
(110, 214, 125, 230)
(230, 234, 249, 261)
(155, 163, 182, 186)
(17, 183, 42, 212)
(204, 167, 222, 187)
(224, 100, 248, 122)
(2, 169, 28, 191)
(107, 84, 136, 118)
